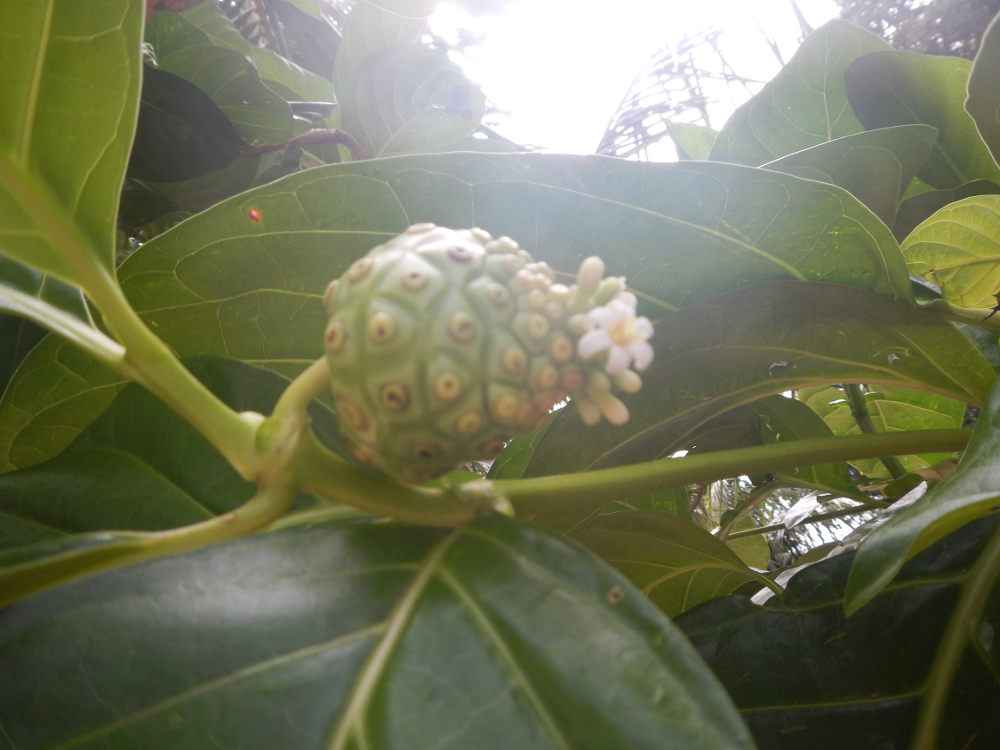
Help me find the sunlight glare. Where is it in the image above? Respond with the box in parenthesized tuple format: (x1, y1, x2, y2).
(431, 0, 840, 153)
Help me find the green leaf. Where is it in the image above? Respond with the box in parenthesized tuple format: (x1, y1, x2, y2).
(341, 43, 485, 157)
(845, 50, 1000, 189)
(0, 515, 755, 750)
(666, 121, 718, 160)
(752, 394, 862, 497)
(166, 0, 335, 103)
(572, 510, 768, 617)
(709, 20, 890, 165)
(901, 194, 1000, 311)
(333, 0, 435, 102)
(147, 31, 294, 145)
(524, 282, 992, 476)
(677, 514, 1000, 749)
(488, 421, 553, 480)
(0, 0, 142, 279)
(966, 13, 1000, 166)
(0, 154, 913, 471)
(762, 124, 938, 227)
(0, 356, 343, 548)
(251, 0, 339, 79)
(845, 370, 1000, 613)
(798, 384, 967, 478)
(893, 178, 1000, 243)
(128, 64, 248, 182)
(0, 314, 44, 393)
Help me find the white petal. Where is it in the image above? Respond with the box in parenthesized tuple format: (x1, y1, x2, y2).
(585, 305, 617, 327)
(605, 345, 631, 374)
(628, 340, 655, 371)
(615, 292, 638, 310)
(633, 316, 654, 339)
(577, 329, 611, 359)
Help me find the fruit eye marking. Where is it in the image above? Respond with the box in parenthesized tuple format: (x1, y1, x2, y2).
(368, 312, 397, 343)
(379, 381, 411, 411)
(448, 312, 477, 342)
(434, 372, 462, 400)
(325, 320, 348, 354)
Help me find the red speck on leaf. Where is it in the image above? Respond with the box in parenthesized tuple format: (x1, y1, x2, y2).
(248, 208, 261, 223)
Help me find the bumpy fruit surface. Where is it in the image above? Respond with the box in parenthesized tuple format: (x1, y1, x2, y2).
(324, 223, 653, 482)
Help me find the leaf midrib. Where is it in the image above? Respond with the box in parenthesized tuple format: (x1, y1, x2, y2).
(324, 527, 462, 750)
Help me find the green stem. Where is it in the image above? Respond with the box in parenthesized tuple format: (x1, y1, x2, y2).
(910, 524, 1000, 750)
(921, 297, 1000, 332)
(716, 481, 787, 541)
(5, 160, 262, 479)
(261, 357, 500, 526)
(844, 384, 907, 479)
(0, 482, 297, 609)
(492, 429, 970, 521)
(293, 431, 497, 526)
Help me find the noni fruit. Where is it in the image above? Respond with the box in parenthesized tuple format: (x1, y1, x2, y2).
(324, 223, 653, 482)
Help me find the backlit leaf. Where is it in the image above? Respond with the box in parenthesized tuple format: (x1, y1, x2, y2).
(710, 20, 889, 165)
(0, 0, 142, 280)
(966, 13, 1000, 166)
(572, 510, 767, 617)
(845, 371, 1000, 613)
(762, 124, 937, 227)
(845, 50, 1000, 188)
(0, 154, 912, 471)
(524, 282, 991, 476)
(901, 194, 1000, 311)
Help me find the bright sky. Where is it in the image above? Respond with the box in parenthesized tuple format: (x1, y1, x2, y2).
(431, 0, 840, 154)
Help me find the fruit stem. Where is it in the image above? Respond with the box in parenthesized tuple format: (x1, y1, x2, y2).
(0, 481, 298, 608)
(2, 156, 262, 480)
(273, 358, 500, 526)
(491, 429, 970, 522)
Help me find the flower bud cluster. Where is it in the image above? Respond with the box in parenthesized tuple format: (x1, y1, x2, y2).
(323, 223, 653, 482)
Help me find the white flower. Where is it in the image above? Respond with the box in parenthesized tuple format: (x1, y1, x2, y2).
(576, 294, 654, 375)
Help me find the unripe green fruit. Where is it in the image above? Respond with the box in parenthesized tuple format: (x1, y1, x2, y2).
(324, 224, 653, 482)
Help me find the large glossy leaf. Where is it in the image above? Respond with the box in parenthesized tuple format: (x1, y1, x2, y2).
(893, 178, 1000, 242)
(709, 20, 889, 166)
(666, 122, 718, 160)
(341, 43, 485, 157)
(0, 0, 142, 277)
(799, 384, 967, 478)
(170, 0, 334, 103)
(901, 194, 1000, 311)
(523, 281, 993, 476)
(332, 0, 436, 102)
(845, 370, 1000, 612)
(0, 514, 755, 750)
(762, 124, 938, 227)
(0, 315, 44, 394)
(572, 510, 768, 617)
(845, 50, 1000, 189)
(966, 13, 1000, 166)
(0, 154, 912, 471)
(244, 0, 340, 79)
(678, 513, 1000, 749)
(145, 16, 295, 145)
(128, 64, 248, 182)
